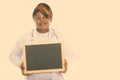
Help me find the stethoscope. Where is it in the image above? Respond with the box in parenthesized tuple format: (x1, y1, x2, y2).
(28, 29, 60, 80)
(30, 28, 58, 41)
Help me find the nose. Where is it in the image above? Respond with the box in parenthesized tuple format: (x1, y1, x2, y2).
(39, 17, 45, 23)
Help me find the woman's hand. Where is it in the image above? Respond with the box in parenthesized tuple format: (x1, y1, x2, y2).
(60, 59, 68, 73)
(20, 63, 32, 76)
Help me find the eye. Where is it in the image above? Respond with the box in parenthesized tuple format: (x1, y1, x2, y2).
(34, 16, 40, 20)
(42, 16, 47, 19)
(34, 15, 47, 20)
(36, 17, 40, 20)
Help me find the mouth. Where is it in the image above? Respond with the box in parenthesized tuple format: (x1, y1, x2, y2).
(39, 22, 46, 27)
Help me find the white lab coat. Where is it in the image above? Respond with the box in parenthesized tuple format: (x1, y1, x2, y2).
(9, 28, 70, 80)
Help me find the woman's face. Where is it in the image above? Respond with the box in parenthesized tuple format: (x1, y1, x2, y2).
(33, 12, 51, 33)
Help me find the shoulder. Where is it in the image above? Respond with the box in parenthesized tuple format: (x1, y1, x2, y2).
(16, 29, 33, 45)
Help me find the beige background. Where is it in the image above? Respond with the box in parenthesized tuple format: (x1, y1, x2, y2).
(0, 0, 120, 80)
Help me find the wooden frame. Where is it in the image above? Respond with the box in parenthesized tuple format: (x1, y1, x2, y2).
(23, 41, 64, 74)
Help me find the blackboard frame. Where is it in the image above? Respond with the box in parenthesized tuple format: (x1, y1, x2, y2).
(23, 41, 64, 74)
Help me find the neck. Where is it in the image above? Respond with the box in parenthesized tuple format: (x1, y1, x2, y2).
(36, 28, 49, 33)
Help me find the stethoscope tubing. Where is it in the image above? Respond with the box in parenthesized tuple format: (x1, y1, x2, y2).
(31, 28, 58, 40)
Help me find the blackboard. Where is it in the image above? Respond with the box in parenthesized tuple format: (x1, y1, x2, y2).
(23, 41, 64, 74)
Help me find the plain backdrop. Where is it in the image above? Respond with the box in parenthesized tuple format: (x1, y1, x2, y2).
(0, 0, 120, 80)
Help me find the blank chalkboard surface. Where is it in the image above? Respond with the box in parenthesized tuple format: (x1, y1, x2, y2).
(23, 41, 64, 74)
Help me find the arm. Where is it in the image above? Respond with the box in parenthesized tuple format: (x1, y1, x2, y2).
(9, 35, 32, 76)
(9, 45, 23, 67)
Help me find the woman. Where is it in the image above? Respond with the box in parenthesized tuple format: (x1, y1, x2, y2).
(9, 3, 68, 80)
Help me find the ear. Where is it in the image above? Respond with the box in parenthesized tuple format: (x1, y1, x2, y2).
(49, 17, 52, 22)
(33, 18, 36, 23)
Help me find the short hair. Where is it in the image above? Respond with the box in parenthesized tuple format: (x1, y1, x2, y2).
(32, 3, 53, 20)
